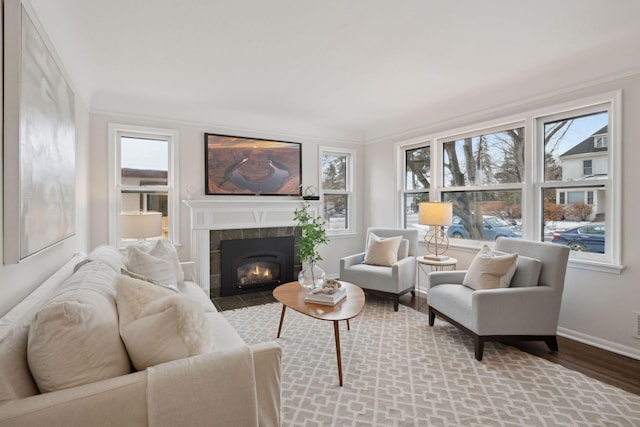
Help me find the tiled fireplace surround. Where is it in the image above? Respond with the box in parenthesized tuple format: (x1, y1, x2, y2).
(183, 199, 316, 298)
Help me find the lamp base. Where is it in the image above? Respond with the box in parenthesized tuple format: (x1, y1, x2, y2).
(423, 254, 450, 261)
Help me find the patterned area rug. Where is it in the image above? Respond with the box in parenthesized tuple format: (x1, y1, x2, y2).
(223, 299, 640, 426)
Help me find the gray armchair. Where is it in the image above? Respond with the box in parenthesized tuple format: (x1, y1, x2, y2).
(340, 227, 419, 311)
(427, 237, 570, 361)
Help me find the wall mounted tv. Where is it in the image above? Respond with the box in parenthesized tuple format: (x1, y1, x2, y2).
(204, 133, 302, 196)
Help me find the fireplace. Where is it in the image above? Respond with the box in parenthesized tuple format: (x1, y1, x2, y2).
(220, 236, 295, 296)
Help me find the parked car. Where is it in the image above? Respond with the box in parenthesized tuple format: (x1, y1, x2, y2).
(551, 223, 605, 253)
(447, 215, 522, 241)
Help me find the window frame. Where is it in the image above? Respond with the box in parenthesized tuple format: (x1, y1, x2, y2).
(400, 141, 432, 231)
(396, 90, 622, 273)
(319, 146, 355, 236)
(108, 123, 180, 247)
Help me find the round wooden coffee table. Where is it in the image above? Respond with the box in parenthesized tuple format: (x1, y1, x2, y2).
(273, 281, 365, 386)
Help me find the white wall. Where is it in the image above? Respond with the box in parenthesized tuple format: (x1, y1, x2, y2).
(88, 113, 365, 278)
(365, 73, 640, 359)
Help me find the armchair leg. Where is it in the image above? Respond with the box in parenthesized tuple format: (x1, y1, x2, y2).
(393, 296, 399, 312)
(474, 337, 485, 361)
(545, 336, 559, 352)
(428, 307, 435, 326)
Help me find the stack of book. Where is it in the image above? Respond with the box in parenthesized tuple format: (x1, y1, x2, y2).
(304, 287, 347, 306)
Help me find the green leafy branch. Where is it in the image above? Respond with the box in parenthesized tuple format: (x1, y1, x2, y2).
(294, 203, 329, 263)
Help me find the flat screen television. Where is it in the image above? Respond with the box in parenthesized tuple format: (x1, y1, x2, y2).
(204, 133, 302, 196)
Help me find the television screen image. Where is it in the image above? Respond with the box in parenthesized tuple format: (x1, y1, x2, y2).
(205, 133, 302, 196)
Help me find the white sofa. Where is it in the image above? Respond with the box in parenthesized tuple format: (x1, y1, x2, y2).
(0, 245, 282, 427)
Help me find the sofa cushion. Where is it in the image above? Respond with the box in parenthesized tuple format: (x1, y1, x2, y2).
(27, 261, 131, 393)
(494, 251, 543, 288)
(364, 233, 402, 267)
(117, 275, 211, 371)
(463, 245, 518, 290)
(126, 245, 178, 290)
(87, 245, 128, 273)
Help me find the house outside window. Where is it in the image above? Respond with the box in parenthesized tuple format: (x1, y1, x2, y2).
(583, 159, 593, 176)
(320, 147, 354, 234)
(108, 124, 179, 247)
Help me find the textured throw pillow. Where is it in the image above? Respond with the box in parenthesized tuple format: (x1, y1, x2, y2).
(149, 239, 185, 284)
(494, 251, 542, 288)
(116, 275, 211, 371)
(462, 245, 518, 290)
(363, 233, 403, 267)
(126, 245, 178, 290)
(27, 262, 131, 393)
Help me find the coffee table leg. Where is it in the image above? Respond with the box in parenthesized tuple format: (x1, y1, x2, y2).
(277, 305, 286, 338)
(333, 320, 343, 387)
(346, 319, 350, 331)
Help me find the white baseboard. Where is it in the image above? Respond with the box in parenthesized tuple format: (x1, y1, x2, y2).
(558, 327, 640, 361)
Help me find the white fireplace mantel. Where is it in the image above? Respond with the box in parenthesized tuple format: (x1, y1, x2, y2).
(183, 198, 319, 295)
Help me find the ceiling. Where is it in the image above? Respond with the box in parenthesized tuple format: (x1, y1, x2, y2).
(29, 0, 640, 143)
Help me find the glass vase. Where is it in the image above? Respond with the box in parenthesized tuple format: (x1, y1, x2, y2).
(298, 260, 326, 290)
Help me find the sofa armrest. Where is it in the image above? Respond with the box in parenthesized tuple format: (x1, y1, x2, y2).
(180, 261, 197, 282)
(427, 270, 467, 289)
(250, 341, 282, 427)
(0, 371, 148, 427)
(340, 252, 366, 270)
(147, 345, 260, 427)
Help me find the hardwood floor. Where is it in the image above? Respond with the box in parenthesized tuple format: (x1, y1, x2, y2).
(215, 289, 640, 396)
(399, 292, 640, 396)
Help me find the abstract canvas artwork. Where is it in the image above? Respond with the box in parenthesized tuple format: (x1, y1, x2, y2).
(3, 3, 76, 263)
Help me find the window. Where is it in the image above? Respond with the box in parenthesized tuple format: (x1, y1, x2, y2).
(320, 147, 354, 234)
(540, 107, 610, 262)
(594, 135, 608, 148)
(397, 91, 621, 270)
(108, 124, 179, 246)
(441, 125, 524, 242)
(401, 145, 430, 229)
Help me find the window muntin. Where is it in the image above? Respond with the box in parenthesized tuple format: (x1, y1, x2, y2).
(320, 148, 354, 234)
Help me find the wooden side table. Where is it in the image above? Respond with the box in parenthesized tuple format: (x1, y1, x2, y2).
(416, 256, 458, 294)
(272, 281, 365, 386)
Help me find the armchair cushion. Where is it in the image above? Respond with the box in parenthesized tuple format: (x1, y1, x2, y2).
(363, 233, 402, 266)
(499, 252, 543, 288)
(462, 245, 517, 290)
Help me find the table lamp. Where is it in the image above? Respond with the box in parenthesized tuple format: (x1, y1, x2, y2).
(120, 211, 162, 244)
(418, 202, 453, 261)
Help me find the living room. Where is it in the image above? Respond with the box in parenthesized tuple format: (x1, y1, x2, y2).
(1, 0, 640, 425)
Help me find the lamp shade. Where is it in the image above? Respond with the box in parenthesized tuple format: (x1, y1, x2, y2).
(418, 202, 453, 226)
(120, 211, 162, 240)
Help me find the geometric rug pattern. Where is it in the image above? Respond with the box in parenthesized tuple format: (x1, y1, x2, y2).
(223, 299, 640, 427)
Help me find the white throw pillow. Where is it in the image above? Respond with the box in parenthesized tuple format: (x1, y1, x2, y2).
(462, 245, 518, 290)
(149, 239, 185, 284)
(27, 262, 131, 393)
(126, 245, 178, 290)
(363, 233, 403, 267)
(117, 275, 211, 371)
